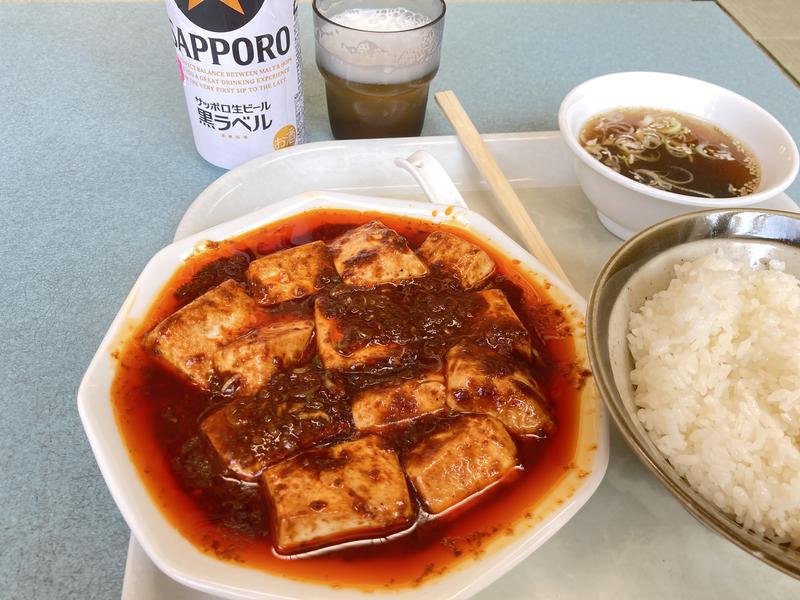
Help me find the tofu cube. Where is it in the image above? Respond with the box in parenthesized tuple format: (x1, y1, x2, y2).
(404, 415, 518, 514)
(263, 435, 414, 553)
(213, 318, 314, 396)
(247, 241, 338, 305)
(471, 289, 532, 357)
(144, 280, 264, 389)
(314, 297, 405, 371)
(445, 342, 555, 436)
(329, 221, 428, 289)
(201, 370, 351, 479)
(352, 370, 446, 431)
(417, 231, 495, 289)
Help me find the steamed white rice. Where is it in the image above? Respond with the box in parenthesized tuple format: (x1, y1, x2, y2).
(628, 249, 800, 542)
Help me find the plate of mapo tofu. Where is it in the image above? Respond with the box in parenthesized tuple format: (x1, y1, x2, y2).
(79, 192, 606, 600)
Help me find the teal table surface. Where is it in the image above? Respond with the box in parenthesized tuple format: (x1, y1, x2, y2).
(2, 2, 800, 599)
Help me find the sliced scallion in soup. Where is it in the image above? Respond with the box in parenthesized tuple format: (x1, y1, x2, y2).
(580, 108, 760, 198)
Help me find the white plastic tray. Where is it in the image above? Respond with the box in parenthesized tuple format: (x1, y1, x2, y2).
(122, 131, 800, 600)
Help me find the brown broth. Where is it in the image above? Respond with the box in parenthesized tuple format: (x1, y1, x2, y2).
(111, 210, 586, 588)
(580, 108, 760, 198)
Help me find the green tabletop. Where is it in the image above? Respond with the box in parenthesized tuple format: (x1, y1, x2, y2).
(1, 2, 799, 598)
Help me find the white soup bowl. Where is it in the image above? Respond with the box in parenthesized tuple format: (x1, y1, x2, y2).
(558, 71, 799, 239)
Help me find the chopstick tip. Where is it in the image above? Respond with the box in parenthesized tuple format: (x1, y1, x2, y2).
(434, 90, 456, 105)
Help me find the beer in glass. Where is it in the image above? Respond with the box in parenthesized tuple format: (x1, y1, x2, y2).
(313, 0, 445, 139)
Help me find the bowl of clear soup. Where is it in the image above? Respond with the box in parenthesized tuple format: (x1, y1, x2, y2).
(558, 71, 799, 239)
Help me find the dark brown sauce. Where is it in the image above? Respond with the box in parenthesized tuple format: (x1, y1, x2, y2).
(111, 210, 584, 588)
(580, 108, 760, 198)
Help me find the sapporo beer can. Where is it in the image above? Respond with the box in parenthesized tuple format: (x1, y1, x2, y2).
(165, 0, 305, 169)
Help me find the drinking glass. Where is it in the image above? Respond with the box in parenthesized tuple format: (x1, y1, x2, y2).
(313, 0, 446, 139)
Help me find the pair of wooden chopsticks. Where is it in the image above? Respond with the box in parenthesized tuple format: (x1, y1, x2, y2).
(434, 90, 572, 288)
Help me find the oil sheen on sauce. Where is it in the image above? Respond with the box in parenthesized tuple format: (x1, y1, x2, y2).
(111, 210, 586, 588)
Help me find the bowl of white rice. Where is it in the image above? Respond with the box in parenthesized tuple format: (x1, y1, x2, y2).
(587, 208, 800, 579)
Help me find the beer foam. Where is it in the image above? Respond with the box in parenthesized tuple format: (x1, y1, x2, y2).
(315, 7, 441, 85)
(330, 8, 431, 32)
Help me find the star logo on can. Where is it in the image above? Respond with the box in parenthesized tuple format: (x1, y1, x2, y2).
(175, 0, 264, 32)
(187, 0, 244, 15)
